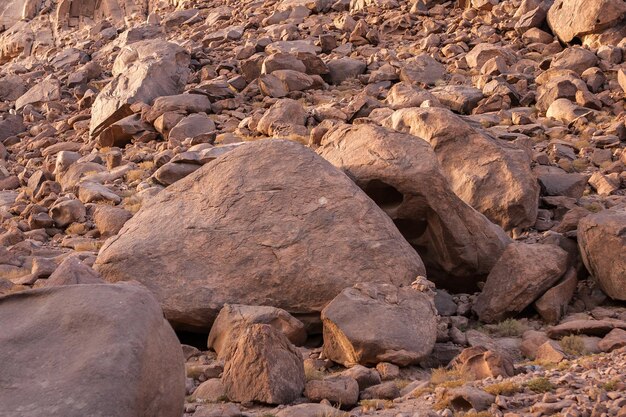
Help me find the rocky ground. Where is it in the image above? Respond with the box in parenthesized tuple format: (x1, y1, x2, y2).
(0, 0, 625, 416)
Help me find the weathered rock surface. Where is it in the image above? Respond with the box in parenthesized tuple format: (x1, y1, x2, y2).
(474, 243, 569, 323)
(90, 39, 190, 137)
(385, 108, 539, 230)
(578, 208, 626, 301)
(0, 283, 185, 417)
(321, 283, 437, 367)
(95, 140, 425, 331)
(208, 304, 306, 359)
(222, 323, 305, 405)
(547, 0, 626, 44)
(318, 124, 510, 290)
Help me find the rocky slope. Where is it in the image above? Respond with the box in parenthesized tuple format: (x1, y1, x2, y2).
(0, 0, 625, 416)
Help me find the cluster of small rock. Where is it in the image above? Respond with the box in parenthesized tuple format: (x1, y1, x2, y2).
(0, 0, 625, 416)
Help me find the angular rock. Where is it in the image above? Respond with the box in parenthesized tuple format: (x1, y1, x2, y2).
(450, 346, 515, 379)
(15, 78, 61, 110)
(208, 304, 306, 360)
(90, 40, 190, 137)
(0, 283, 185, 417)
(327, 57, 366, 84)
(321, 283, 437, 367)
(257, 98, 307, 136)
(304, 375, 359, 408)
(399, 55, 446, 85)
(547, 0, 626, 44)
(578, 208, 626, 300)
(547, 319, 626, 338)
(474, 243, 569, 323)
(534, 267, 578, 323)
(95, 140, 425, 331)
(222, 324, 305, 405)
(536, 340, 565, 363)
(41, 256, 104, 287)
(597, 328, 626, 352)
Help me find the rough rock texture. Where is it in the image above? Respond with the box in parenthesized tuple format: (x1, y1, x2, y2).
(318, 124, 510, 291)
(208, 304, 307, 359)
(89, 39, 190, 137)
(474, 243, 569, 323)
(321, 283, 437, 367)
(547, 0, 626, 44)
(95, 140, 425, 331)
(221, 323, 305, 405)
(0, 283, 185, 417)
(385, 107, 539, 230)
(578, 208, 626, 301)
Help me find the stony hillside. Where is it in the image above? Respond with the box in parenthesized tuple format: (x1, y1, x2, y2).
(0, 0, 625, 416)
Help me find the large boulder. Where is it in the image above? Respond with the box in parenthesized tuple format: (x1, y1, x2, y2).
(473, 243, 569, 323)
(95, 140, 425, 331)
(0, 283, 185, 417)
(0, 0, 26, 30)
(547, 0, 626, 44)
(221, 323, 305, 405)
(384, 108, 539, 231)
(54, 0, 151, 30)
(321, 283, 437, 367)
(578, 208, 626, 301)
(318, 124, 511, 291)
(89, 39, 190, 137)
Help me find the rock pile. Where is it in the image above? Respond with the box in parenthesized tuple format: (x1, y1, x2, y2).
(0, 0, 625, 415)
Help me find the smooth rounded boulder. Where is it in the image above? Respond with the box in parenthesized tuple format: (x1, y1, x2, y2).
(0, 283, 185, 417)
(95, 140, 425, 331)
(578, 208, 626, 300)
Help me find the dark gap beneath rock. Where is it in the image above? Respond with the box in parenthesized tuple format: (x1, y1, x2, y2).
(364, 179, 403, 211)
(176, 330, 209, 350)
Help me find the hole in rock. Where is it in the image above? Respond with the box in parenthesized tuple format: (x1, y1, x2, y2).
(571, 37, 582, 46)
(364, 180, 403, 211)
(393, 218, 427, 242)
(450, 398, 473, 412)
(176, 330, 210, 350)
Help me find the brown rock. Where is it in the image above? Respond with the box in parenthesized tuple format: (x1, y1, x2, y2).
(474, 243, 569, 323)
(547, 319, 626, 338)
(385, 107, 539, 230)
(222, 324, 305, 405)
(208, 304, 306, 360)
(95, 140, 425, 331)
(0, 283, 185, 417)
(535, 340, 565, 363)
(41, 256, 104, 287)
(321, 283, 437, 367)
(304, 375, 359, 408)
(319, 124, 511, 291)
(547, 0, 626, 44)
(89, 40, 190, 137)
(597, 328, 626, 352)
(578, 208, 626, 300)
(534, 267, 578, 324)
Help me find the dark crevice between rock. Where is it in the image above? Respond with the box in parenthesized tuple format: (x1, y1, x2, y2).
(176, 330, 209, 350)
(364, 180, 403, 211)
